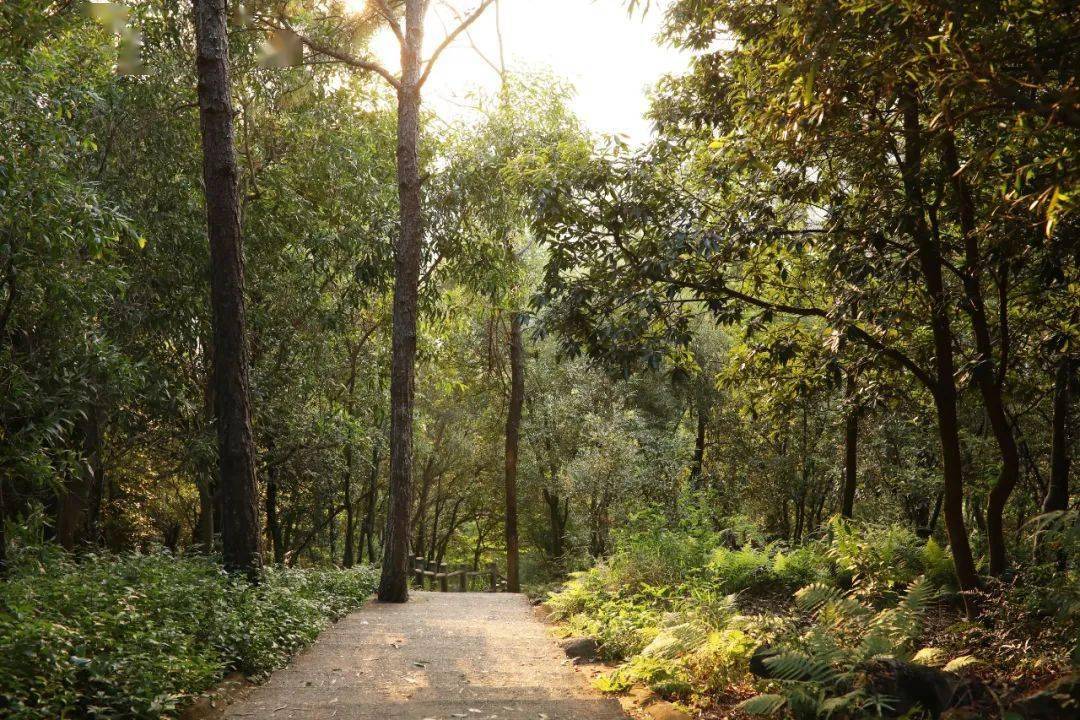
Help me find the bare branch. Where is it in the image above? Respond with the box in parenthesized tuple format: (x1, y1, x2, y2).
(418, 0, 497, 89)
(265, 17, 400, 89)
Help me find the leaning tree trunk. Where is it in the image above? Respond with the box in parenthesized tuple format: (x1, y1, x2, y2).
(378, 0, 425, 602)
(503, 310, 524, 592)
(193, 0, 261, 581)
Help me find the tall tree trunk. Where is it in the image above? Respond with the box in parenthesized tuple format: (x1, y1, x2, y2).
(841, 372, 859, 519)
(503, 310, 524, 592)
(941, 130, 1020, 577)
(378, 0, 425, 602)
(1044, 356, 1073, 513)
(193, 0, 261, 581)
(900, 88, 979, 613)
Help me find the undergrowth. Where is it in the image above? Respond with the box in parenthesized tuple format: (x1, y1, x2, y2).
(0, 548, 378, 719)
(546, 517, 1077, 718)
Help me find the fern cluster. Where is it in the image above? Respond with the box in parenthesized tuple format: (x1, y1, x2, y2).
(738, 577, 944, 718)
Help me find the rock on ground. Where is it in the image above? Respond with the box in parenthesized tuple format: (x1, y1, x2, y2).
(221, 591, 627, 720)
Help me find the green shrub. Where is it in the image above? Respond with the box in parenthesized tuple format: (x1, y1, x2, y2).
(0, 550, 378, 719)
(772, 545, 829, 590)
(828, 520, 926, 598)
(707, 546, 776, 593)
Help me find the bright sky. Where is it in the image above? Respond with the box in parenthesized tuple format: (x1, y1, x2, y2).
(352, 0, 690, 143)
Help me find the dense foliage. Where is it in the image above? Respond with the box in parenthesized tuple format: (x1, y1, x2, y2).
(0, 546, 377, 719)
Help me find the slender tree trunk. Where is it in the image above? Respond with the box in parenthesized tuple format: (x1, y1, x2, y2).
(941, 130, 1020, 577)
(690, 403, 707, 491)
(193, 0, 261, 581)
(841, 372, 859, 519)
(342, 445, 356, 568)
(0, 479, 7, 575)
(361, 438, 380, 563)
(503, 310, 524, 592)
(265, 465, 284, 564)
(928, 491, 944, 534)
(900, 88, 979, 613)
(1044, 356, 1073, 513)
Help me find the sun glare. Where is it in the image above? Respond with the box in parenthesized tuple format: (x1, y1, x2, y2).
(338, 0, 689, 144)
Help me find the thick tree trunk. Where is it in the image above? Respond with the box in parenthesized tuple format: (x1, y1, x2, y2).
(379, 0, 425, 602)
(193, 0, 261, 581)
(841, 372, 859, 519)
(1044, 356, 1073, 513)
(900, 88, 979, 614)
(503, 311, 524, 592)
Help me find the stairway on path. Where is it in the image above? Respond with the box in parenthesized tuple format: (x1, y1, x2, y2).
(221, 591, 627, 720)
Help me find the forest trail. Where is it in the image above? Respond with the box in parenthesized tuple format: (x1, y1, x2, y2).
(221, 591, 628, 720)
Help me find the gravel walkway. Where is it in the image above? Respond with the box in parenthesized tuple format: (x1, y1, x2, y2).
(222, 591, 628, 720)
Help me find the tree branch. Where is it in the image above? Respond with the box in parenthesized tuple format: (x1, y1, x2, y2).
(268, 18, 401, 89)
(418, 0, 497, 88)
(373, 0, 405, 46)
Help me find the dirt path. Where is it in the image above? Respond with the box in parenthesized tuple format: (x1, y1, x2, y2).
(222, 591, 627, 720)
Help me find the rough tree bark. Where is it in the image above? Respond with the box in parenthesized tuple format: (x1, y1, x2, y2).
(193, 0, 261, 581)
(378, 0, 425, 602)
(504, 310, 524, 592)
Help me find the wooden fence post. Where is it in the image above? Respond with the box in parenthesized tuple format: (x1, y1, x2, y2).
(438, 563, 449, 592)
(488, 562, 497, 592)
(457, 565, 468, 592)
(413, 556, 425, 588)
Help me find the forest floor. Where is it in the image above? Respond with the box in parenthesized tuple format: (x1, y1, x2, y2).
(214, 591, 628, 720)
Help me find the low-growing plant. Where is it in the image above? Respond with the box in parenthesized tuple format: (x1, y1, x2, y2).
(0, 550, 378, 719)
(737, 577, 942, 719)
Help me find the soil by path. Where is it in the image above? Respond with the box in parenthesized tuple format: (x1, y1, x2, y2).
(221, 591, 628, 720)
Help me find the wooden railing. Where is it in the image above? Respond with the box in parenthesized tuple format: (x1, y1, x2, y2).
(410, 555, 504, 592)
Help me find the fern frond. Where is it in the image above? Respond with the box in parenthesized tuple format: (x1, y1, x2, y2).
(641, 622, 708, 659)
(795, 583, 845, 612)
(912, 647, 947, 666)
(901, 576, 940, 612)
(735, 693, 787, 716)
(763, 651, 840, 683)
(943, 655, 982, 672)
